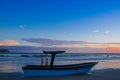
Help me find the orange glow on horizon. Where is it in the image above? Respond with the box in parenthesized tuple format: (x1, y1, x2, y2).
(0, 40, 19, 46)
(107, 47, 120, 53)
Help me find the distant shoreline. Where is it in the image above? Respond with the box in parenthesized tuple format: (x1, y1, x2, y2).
(0, 52, 120, 54)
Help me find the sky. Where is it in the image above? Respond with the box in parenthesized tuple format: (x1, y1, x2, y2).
(0, 0, 120, 53)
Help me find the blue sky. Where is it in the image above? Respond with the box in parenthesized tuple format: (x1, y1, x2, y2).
(0, 0, 120, 52)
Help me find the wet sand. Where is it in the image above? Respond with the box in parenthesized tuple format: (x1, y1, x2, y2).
(0, 56, 120, 80)
(0, 69, 120, 80)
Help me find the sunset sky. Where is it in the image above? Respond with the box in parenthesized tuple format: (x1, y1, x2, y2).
(0, 0, 120, 53)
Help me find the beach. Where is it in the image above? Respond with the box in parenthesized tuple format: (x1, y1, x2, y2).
(0, 61, 120, 80)
(0, 53, 120, 80)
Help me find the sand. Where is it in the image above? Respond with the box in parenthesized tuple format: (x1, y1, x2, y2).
(0, 69, 120, 80)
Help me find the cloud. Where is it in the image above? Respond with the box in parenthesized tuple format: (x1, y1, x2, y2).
(0, 40, 20, 46)
(103, 31, 110, 34)
(21, 38, 120, 50)
(92, 30, 110, 34)
(22, 38, 88, 46)
(19, 25, 26, 29)
(92, 30, 99, 33)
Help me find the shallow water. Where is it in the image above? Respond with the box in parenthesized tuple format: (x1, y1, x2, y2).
(0, 53, 120, 72)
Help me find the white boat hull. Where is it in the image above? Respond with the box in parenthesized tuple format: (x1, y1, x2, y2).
(22, 62, 97, 76)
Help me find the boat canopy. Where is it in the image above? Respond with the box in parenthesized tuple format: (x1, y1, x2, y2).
(43, 51, 65, 54)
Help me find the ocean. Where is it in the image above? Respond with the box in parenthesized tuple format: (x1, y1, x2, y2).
(0, 52, 120, 73)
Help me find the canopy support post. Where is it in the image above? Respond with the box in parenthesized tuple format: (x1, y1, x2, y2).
(50, 53, 56, 67)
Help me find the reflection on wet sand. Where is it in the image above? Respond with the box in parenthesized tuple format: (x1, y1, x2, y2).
(0, 62, 22, 72)
(95, 60, 120, 69)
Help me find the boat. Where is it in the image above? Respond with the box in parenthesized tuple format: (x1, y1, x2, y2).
(22, 51, 98, 76)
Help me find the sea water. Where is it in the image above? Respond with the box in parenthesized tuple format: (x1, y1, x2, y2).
(0, 52, 120, 72)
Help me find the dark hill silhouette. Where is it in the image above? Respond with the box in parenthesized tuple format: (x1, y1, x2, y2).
(0, 49, 10, 52)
